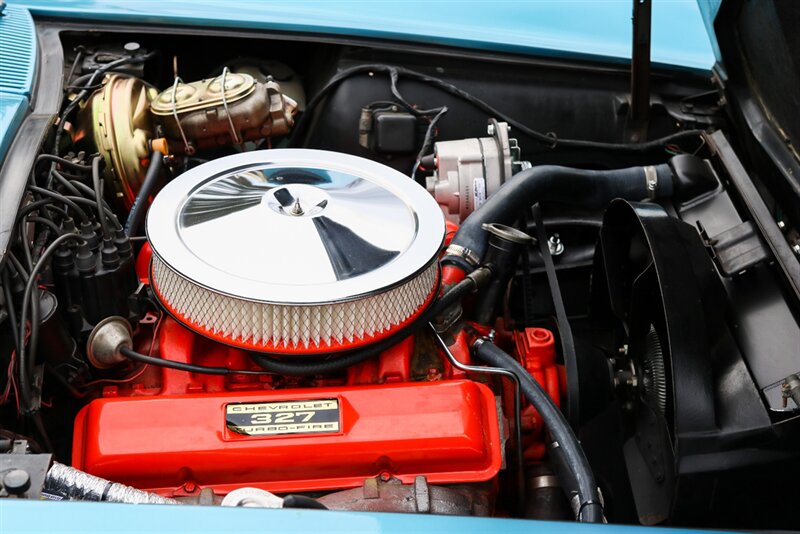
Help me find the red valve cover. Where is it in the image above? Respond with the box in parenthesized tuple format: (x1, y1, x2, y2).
(72, 378, 502, 495)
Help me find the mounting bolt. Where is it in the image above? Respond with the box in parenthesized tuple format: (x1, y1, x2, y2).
(792, 243, 800, 257)
(782, 374, 800, 409)
(291, 199, 304, 216)
(426, 367, 441, 381)
(547, 234, 565, 256)
(486, 122, 511, 136)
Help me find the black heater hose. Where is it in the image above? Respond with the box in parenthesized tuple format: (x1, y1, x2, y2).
(473, 338, 604, 523)
(125, 151, 163, 237)
(444, 163, 674, 272)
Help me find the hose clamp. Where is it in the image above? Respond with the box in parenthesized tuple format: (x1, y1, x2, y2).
(577, 500, 607, 523)
(445, 244, 480, 267)
(572, 488, 606, 522)
(529, 475, 559, 490)
(471, 336, 488, 351)
(644, 166, 658, 200)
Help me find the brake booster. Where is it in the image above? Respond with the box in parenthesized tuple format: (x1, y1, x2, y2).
(73, 70, 297, 208)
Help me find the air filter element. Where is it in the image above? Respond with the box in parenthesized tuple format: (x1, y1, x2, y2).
(146, 149, 444, 354)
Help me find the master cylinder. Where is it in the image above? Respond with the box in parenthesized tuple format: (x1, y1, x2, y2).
(150, 70, 297, 155)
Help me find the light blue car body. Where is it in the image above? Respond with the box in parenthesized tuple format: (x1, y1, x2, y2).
(0, 2, 722, 532)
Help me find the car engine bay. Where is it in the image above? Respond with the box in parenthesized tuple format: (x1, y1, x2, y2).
(1, 19, 800, 530)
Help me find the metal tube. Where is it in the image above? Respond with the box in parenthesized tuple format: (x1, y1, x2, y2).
(629, 0, 652, 135)
(429, 324, 525, 516)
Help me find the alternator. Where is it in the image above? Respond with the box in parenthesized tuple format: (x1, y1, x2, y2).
(426, 121, 529, 223)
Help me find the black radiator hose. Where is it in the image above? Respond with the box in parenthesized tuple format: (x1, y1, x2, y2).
(444, 163, 673, 272)
(473, 338, 604, 523)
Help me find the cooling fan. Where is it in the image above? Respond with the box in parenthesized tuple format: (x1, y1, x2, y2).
(592, 199, 724, 525)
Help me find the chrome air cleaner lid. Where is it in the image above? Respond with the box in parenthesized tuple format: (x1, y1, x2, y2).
(146, 149, 444, 353)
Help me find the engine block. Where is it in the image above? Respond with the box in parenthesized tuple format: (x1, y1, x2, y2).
(72, 318, 502, 496)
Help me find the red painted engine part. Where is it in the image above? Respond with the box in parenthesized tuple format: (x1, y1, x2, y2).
(512, 327, 562, 461)
(72, 318, 502, 496)
(106, 316, 416, 396)
(514, 327, 560, 411)
(73, 380, 502, 495)
(438, 326, 561, 463)
(135, 241, 152, 284)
